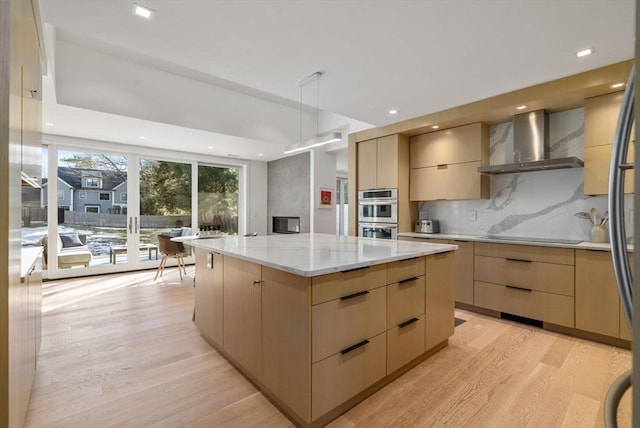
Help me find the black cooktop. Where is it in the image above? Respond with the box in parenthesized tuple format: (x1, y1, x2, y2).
(483, 235, 582, 245)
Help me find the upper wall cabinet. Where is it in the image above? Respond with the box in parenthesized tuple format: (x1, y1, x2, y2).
(584, 92, 634, 195)
(409, 123, 489, 201)
(357, 134, 408, 190)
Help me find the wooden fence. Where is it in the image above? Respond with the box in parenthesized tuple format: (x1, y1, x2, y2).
(63, 211, 192, 228)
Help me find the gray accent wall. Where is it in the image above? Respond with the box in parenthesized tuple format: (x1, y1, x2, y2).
(268, 152, 311, 234)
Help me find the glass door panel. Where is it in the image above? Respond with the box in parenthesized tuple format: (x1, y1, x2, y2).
(139, 158, 193, 266)
(51, 149, 130, 272)
(197, 165, 239, 235)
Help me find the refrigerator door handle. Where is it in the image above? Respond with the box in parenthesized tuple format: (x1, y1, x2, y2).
(608, 62, 635, 330)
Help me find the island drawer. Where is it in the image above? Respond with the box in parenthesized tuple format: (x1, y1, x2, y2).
(474, 256, 574, 296)
(387, 315, 425, 374)
(312, 286, 386, 363)
(387, 256, 426, 284)
(312, 332, 386, 419)
(475, 243, 575, 265)
(387, 276, 425, 329)
(474, 281, 574, 327)
(312, 264, 387, 305)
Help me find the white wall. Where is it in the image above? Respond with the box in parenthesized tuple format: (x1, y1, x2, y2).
(245, 160, 268, 236)
(311, 149, 337, 234)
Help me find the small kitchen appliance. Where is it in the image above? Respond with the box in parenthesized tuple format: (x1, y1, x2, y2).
(415, 219, 439, 234)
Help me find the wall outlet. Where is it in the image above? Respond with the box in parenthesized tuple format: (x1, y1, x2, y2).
(468, 210, 477, 222)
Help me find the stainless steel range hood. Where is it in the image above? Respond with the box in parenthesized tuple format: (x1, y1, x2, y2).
(477, 110, 583, 174)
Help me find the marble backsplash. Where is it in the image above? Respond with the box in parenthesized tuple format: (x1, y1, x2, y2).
(418, 108, 634, 242)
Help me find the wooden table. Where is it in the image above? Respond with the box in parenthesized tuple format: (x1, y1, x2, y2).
(110, 244, 158, 264)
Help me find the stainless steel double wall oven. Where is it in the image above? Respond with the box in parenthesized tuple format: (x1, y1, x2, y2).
(358, 188, 398, 239)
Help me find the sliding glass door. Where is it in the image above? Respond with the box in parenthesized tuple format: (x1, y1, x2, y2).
(42, 145, 240, 278)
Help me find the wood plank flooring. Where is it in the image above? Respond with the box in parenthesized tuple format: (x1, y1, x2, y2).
(25, 268, 632, 427)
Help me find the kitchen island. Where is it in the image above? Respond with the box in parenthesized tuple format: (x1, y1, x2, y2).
(185, 233, 457, 427)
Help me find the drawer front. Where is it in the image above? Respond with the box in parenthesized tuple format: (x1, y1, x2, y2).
(312, 332, 386, 419)
(312, 264, 387, 305)
(474, 256, 574, 296)
(387, 276, 425, 329)
(475, 242, 574, 265)
(387, 315, 425, 374)
(474, 281, 574, 327)
(312, 286, 386, 363)
(387, 257, 426, 284)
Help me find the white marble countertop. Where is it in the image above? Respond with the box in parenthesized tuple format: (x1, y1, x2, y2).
(398, 232, 634, 252)
(184, 233, 457, 277)
(21, 246, 43, 279)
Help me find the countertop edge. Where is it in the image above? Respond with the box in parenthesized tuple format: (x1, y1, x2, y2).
(397, 232, 634, 252)
(185, 237, 457, 277)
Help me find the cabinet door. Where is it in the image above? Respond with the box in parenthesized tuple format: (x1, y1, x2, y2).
(410, 161, 483, 201)
(261, 267, 311, 422)
(194, 249, 224, 346)
(425, 252, 455, 350)
(410, 123, 487, 169)
(376, 135, 398, 189)
(584, 145, 634, 195)
(357, 139, 378, 190)
(575, 250, 621, 337)
(452, 241, 474, 305)
(584, 92, 624, 148)
(223, 257, 262, 379)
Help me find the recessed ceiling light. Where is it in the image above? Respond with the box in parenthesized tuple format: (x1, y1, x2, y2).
(431, 125, 439, 129)
(45, 122, 54, 126)
(516, 105, 527, 110)
(208, 146, 213, 150)
(139, 136, 146, 140)
(133, 3, 154, 19)
(388, 109, 398, 115)
(576, 48, 593, 58)
(258, 153, 263, 157)
(611, 82, 625, 89)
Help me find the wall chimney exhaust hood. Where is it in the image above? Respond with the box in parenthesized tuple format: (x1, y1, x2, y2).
(477, 110, 583, 174)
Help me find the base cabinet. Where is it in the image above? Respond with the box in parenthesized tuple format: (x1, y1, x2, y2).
(575, 249, 633, 340)
(194, 249, 223, 346)
(195, 252, 455, 426)
(223, 257, 262, 379)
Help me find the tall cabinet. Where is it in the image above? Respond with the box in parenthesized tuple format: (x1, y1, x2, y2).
(2, 1, 43, 426)
(356, 134, 413, 233)
(583, 92, 634, 195)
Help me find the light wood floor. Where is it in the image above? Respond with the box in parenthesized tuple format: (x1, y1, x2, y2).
(25, 268, 632, 427)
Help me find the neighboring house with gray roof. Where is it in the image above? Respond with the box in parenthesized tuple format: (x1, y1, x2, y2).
(42, 167, 128, 214)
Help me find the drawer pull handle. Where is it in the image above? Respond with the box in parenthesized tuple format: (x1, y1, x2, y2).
(437, 164, 448, 170)
(506, 285, 532, 292)
(398, 317, 419, 328)
(505, 258, 532, 263)
(398, 277, 419, 284)
(340, 290, 370, 301)
(341, 339, 370, 355)
(341, 266, 370, 274)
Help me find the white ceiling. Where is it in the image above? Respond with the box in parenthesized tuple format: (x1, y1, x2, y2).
(38, 0, 635, 162)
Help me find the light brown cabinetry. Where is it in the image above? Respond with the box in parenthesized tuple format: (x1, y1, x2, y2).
(474, 243, 575, 327)
(357, 134, 408, 190)
(194, 249, 223, 346)
(425, 252, 455, 350)
(261, 266, 312, 422)
(584, 92, 634, 195)
(196, 251, 455, 426)
(223, 257, 262, 379)
(409, 123, 489, 201)
(575, 249, 632, 340)
(398, 237, 474, 305)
